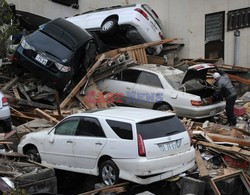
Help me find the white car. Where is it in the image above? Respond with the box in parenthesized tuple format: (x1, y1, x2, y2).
(97, 64, 226, 119)
(66, 4, 164, 54)
(0, 91, 12, 133)
(18, 107, 195, 185)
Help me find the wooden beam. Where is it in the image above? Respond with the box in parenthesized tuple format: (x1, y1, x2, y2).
(60, 54, 105, 109)
(12, 85, 20, 99)
(1, 77, 19, 91)
(34, 108, 59, 125)
(207, 133, 250, 147)
(228, 74, 250, 85)
(195, 150, 209, 177)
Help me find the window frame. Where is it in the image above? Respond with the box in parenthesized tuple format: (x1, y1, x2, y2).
(106, 119, 133, 140)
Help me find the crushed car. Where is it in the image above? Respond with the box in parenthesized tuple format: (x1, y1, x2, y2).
(18, 107, 195, 185)
(66, 3, 165, 54)
(97, 64, 226, 119)
(12, 18, 97, 91)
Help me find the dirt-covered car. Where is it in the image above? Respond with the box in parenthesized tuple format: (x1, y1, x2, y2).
(12, 18, 97, 91)
(66, 4, 164, 54)
(97, 64, 226, 119)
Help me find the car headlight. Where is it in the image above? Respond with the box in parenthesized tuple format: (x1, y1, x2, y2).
(55, 62, 71, 72)
(21, 39, 35, 51)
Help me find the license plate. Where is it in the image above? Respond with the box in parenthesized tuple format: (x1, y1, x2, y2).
(158, 141, 177, 151)
(35, 54, 48, 65)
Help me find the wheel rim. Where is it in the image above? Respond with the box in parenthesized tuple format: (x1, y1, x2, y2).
(102, 165, 116, 185)
(27, 152, 40, 162)
(102, 21, 114, 32)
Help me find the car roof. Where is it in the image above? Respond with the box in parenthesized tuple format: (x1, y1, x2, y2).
(129, 64, 183, 76)
(72, 107, 175, 123)
(41, 18, 93, 49)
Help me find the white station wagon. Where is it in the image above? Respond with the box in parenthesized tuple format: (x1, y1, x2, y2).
(66, 4, 164, 54)
(18, 107, 195, 185)
(97, 64, 226, 119)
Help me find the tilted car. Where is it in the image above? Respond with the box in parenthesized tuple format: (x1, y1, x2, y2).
(18, 107, 195, 185)
(97, 64, 226, 119)
(66, 4, 164, 54)
(12, 18, 97, 91)
(0, 91, 12, 133)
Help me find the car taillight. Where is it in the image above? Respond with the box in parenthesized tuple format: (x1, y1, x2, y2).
(55, 62, 71, 72)
(137, 133, 146, 157)
(191, 100, 203, 106)
(135, 8, 149, 20)
(159, 32, 164, 39)
(2, 97, 8, 106)
(186, 128, 193, 146)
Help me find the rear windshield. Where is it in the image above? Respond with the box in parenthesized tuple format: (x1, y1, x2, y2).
(136, 116, 186, 140)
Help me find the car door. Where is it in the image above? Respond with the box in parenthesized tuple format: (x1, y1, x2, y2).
(73, 116, 107, 169)
(132, 71, 164, 108)
(43, 117, 79, 168)
(97, 69, 141, 105)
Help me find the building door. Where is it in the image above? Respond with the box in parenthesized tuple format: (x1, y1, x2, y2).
(205, 12, 225, 59)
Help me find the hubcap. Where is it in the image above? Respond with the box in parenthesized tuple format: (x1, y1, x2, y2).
(102, 21, 114, 32)
(102, 165, 116, 185)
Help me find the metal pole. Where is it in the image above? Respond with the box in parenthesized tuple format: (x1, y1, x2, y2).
(234, 30, 240, 66)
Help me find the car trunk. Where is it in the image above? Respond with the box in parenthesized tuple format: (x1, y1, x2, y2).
(180, 64, 216, 99)
(136, 116, 191, 159)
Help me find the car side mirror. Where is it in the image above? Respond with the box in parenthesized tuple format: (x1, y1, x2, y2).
(48, 132, 55, 143)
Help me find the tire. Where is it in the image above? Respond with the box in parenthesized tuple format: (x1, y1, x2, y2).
(100, 160, 119, 185)
(156, 104, 172, 111)
(100, 18, 118, 35)
(26, 148, 41, 163)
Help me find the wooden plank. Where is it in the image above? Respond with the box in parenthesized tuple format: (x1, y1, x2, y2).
(34, 108, 59, 125)
(197, 141, 250, 157)
(119, 38, 176, 52)
(18, 84, 31, 101)
(147, 55, 165, 65)
(195, 150, 209, 177)
(1, 77, 19, 91)
(60, 54, 105, 109)
(12, 85, 20, 99)
(228, 74, 250, 85)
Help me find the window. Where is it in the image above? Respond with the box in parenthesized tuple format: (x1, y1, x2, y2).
(75, 117, 105, 137)
(51, 0, 78, 7)
(137, 72, 163, 88)
(136, 116, 186, 140)
(106, 120, 133, 140)
(55, 117, 79, 135)
(227, 8, 250, 31)
(122, 69, 141, 83)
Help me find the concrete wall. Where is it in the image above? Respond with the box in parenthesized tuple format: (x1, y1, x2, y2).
(6, 0, 250, 68)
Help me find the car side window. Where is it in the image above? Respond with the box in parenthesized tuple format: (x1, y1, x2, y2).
(106, 120, 133, 140)
(55, 117, 79, 136)
(121, 69, 141, 83)
(75, 117, 106, 137)
(137, 72, 163, 88)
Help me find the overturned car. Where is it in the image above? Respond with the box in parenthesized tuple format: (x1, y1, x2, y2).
(97, 63, 226, 119)
(12, 18, 97, 91)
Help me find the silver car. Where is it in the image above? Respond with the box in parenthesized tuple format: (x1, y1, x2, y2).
(97, 64, 226, 119)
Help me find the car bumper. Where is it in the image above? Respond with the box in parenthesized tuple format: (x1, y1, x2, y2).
(13, 47, 71, 89)
(175, 102, 226, 119)
(113, 146, 195, 185)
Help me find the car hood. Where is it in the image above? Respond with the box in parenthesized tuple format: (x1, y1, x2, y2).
(25, 30, 73, 61)
(180, 64, 215, 84)
(25, 128, 52, 140)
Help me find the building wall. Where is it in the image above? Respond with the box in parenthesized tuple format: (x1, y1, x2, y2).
(6, 0, 250, 68)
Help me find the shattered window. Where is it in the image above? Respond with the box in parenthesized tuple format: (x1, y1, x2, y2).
(75, 117, 106, 137)
(55, 117, 79, 135)
(137, 72, 163, 88)
(122, 69, 141, 83)
(106, 120, 133, 140)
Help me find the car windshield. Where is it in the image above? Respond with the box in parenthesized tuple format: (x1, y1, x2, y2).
(164, 73, 184, 89)
(136, 116, 186, 140)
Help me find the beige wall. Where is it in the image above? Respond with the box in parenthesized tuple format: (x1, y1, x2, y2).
(6, 0, 250, 67)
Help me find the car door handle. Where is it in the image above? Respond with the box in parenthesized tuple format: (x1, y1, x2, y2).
(95, 142, 102, 145)
(126, 87, 131, 90)
(67, 140, 73, 143)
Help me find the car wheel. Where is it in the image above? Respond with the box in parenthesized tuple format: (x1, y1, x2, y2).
(157, 104, 172, 111)
(100, 160, 119, 185)
(100, 18, 118, 35)
(26, 148, 41, 163)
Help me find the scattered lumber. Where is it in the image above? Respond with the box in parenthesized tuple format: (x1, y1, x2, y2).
(1, 77, 19, 91)
(34, 108, 59, 125)
(195, 150, 209, 177)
